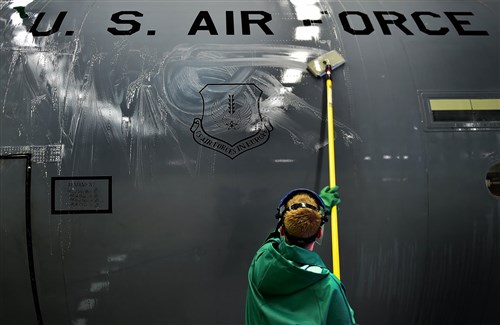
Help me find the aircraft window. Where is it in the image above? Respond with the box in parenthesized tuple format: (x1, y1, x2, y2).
(486, 163, 500, 198)
(430, 99, 500, 122)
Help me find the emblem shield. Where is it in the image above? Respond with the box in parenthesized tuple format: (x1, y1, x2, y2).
(191, 83, 272, 159)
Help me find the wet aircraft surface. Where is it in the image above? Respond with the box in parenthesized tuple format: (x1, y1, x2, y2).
(1, 0, 499, 324)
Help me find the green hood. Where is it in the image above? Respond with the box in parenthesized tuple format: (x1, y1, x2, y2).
(249, 238, 329, 296)
(246, 236, 357, 325)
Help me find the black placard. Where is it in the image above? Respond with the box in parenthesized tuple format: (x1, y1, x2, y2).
(51, 176, 112, 214)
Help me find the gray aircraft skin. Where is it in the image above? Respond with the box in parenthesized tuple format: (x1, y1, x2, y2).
(0, 0, 499, 324)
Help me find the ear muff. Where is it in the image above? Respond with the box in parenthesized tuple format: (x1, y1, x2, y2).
(275, 188, 328, 224)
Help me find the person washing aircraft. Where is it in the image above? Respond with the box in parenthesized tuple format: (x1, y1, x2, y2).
(245, 186, 357, 325)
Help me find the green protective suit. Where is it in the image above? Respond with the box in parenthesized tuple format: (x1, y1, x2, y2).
(245, 234, 357, 325)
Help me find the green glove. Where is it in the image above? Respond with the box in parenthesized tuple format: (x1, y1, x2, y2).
(319, 186, 341, 214)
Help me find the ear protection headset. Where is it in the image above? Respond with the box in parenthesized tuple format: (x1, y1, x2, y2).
(274, 188, 328, 245)
(275, 188, 328, 223)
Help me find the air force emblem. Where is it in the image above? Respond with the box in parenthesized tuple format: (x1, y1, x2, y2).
(190, 83, 273, 159)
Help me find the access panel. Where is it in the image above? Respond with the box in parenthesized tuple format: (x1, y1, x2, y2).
(0, 156, 39, 325)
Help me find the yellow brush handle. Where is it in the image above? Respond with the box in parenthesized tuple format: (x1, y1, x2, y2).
(326, 78, 341, 280)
